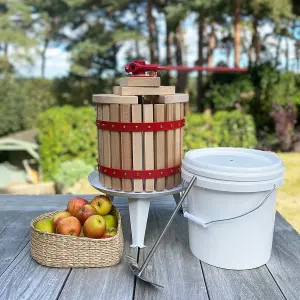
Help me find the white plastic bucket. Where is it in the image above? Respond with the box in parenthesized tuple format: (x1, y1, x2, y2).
(181, 148, 284, 270)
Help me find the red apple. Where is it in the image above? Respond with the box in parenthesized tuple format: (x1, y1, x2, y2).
(76, 204, 97, 225)
(52, 211, 72, 230)
(90, 195, 112, 216)
(67, 197, 88, 216)
(56, 216, 81, 236)
(83, 215, 106, 239)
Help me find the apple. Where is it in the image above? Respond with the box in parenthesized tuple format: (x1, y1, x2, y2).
(35, 218, 54, 233)
(101, 227, 117, 239)
(76, 204, 97, 225)
(56, 216, 81, 236)
(83, 215, 106, 239)
(79, 227, 84, 237)
(67, 197, 88, 217)
(90, 195, 112, 216)
(103, 214, 117, 229)
(52, 211, 72, 229)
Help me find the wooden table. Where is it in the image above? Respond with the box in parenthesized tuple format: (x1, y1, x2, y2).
(0, 195, 299, 300)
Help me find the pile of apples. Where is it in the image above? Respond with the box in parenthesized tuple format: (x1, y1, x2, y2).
(34, 195, 118, 239)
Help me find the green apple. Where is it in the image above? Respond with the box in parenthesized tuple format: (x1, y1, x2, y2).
(35, 218, 54, 233)
(90, 195, 112, 216)
(103, 214, 117, 230)
(79, 227, 84, 237)
(102, 227, 117, 238)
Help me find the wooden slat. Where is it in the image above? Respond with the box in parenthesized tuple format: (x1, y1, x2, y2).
(174, 103, 181, 186)
(201, 261, 285, 300)
(102, 104, 112, 188)
(158, 93, 189, 103)
(0, 244, 70, 300)
(180, 103, 184, 161)
(93, 94, 138, 104)
(120, 104, 132, 191)
(119, 77, 161, 87)
(143, 104, 154, 192)
(134, 208, 209, 300)
(59, 212, 138, 300)
(113, 86, 175, 96)
(166, 104, 175, 189)
(132, 105, 143, 192)
(266, 213, 300, 300)
(97, 105, 104, 184)
(154, 104, 165, 191)
(110, 104, 122, 190)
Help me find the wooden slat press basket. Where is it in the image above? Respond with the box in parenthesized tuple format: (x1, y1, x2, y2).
(93, 76, 189, 192)
(30, 206, 123, 268)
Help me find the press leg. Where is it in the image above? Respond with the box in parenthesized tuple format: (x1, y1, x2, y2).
(173, 193, 183, 214)
(128, 198, 151, 248)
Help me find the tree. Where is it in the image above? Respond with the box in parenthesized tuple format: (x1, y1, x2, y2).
(0, 0, 36, 76)
(147, 0, 158, 63)
(233, 0, 241, 67)
(26, 0, 70, 78)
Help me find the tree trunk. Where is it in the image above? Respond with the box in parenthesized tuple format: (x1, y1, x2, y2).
(275, 36, 282, 67)
(175, 21, 187, 93)
(234, 0, 241, 67)
(165, 20, 172, 85)
(134, 5, 141, 58)
(197, 13, 205, 112)
(251, 13, 260, 65)
(285, 36, 289, 71)
(147, 0, 157, 63)
(4, 43, 8, 57)
(41, 39, 49, 78)
(207, 22, 216, 67)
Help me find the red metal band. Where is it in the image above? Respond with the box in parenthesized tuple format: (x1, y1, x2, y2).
(98, 165, 181, 179)
(96, 119, 185, 132)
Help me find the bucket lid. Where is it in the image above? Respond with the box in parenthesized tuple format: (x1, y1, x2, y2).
(182, 148, 284, 182)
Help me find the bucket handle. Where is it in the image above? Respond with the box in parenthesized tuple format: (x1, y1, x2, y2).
(183, 184, 276, 228)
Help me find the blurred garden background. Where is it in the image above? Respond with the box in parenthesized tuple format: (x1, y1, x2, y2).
(0, 0, 300, 230)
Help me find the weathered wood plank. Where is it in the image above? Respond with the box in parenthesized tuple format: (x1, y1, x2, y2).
(0, 211, 43, 277)
(134, 207, 209, 300)
(266, 213, 300, 300)
(201, 261, 285, 300)
(58, 210, 138, 300)
(0, 244, 70, 300)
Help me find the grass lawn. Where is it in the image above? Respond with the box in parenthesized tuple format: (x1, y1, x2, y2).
(277, 153, 300, 233)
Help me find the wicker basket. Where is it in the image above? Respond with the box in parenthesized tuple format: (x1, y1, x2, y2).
(30, 207, 124, 268)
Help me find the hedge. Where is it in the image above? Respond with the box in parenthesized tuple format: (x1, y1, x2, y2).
(184, 111, 257, 150)
(37, 105, 97, 181)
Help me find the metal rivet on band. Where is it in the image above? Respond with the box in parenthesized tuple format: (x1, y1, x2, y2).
(170, 124, 173, 128)
(102, 123, 105, 127)
(148, 125, 151, 129)
(123, 125, 126, 129)
(149, 173, 152, 176)
(104, 169, 107, 173)
(135, 126, 138, 129)
(136, 173, 139, 176)
(112, 125, 115, 128)
(160, 172, 163, 175)
(113, 171, 116, 175)
(160, 125, 163, 128)
(171, 169, 173, 173)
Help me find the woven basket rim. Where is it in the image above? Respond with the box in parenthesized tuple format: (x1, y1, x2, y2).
(30, 207, 122, 242)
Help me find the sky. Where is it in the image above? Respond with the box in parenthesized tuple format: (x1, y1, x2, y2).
(15, 12, 299, 78)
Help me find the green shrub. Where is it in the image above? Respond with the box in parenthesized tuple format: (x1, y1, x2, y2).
(0, 78, 56, 136)
(37, 105, 97, 181)
(54, 160, 94, 188)
(184, 111, 257, 150)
